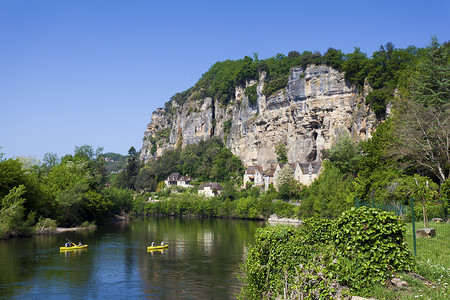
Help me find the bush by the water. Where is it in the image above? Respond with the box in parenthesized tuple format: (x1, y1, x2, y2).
(239, 207, 415, 299)
(141, 189, 300, 219)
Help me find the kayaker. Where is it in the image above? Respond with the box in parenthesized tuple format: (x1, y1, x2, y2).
(151, 241, 155, 247)
(78, 241, 82, 246)
(65, 242, 70, 247)
(161, 241, 165, 246)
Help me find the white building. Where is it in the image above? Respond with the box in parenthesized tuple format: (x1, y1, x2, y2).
(198, 182, 223, 197)
(245, 161, 322, 190)
(165, 173, 193, 188)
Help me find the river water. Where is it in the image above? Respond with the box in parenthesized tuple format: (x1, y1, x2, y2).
(0, 217, 264, 299)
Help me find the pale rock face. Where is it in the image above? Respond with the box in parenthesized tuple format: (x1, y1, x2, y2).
(140, 65, 378, 168)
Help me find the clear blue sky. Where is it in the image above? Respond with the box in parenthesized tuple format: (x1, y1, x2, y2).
(0, 0, 448, 161)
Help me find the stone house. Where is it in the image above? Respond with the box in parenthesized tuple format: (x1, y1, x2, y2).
(198, 182, 223, 197)
(165, 173, 192, 188)
(243, 166, 265, 187)
(246, 161, 322, 190)
(295, 162, 322, 186)
(264, 169, 275, 191)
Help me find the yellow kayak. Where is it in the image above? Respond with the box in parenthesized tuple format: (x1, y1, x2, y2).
(60, 244, 88, 251)
(147, 244, 168, 251)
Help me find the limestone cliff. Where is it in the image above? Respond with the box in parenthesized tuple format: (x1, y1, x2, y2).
(140, 65, 378, 169)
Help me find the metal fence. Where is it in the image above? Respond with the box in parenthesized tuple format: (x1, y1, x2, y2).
(355, 197, 449, 257)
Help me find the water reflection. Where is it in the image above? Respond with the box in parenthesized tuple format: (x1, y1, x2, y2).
(0, 217, 264, 299)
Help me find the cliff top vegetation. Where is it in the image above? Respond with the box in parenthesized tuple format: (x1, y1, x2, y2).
(163, 41, 449, 117)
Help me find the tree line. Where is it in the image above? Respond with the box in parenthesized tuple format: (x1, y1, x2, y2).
(163, 39, 447, 120)
(0, 146, 134, 238)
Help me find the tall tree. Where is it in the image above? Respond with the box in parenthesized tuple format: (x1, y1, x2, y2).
(275, 141, 288, 164)
(393, 38, 450, 184)
(125, 146, 140, 190)
(277, 165, 295, 199)
(392, 99, 449, 184)
(411, 36, 450, 107)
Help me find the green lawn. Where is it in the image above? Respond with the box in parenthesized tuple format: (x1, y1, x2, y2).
(404, 221, 449, 266)
(368, 221, 449, 299)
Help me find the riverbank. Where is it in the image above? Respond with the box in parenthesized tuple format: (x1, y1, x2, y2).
(266, 214, 302, 225)
(55, 226, 97, 233)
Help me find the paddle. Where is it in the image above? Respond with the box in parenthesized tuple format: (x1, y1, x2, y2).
(66, 238, 76, 247)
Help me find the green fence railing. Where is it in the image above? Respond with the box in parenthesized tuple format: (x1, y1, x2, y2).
(355, 197, 449, 257)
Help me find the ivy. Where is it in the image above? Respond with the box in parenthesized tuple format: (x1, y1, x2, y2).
(239, 207, 416, 298)
(333, 207, 415, 291)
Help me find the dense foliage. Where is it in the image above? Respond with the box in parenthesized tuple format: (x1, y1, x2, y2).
(161, 41, 427, 120)
(131, 137, 244, 193)
(0, 146, 134, 238)
(139, 187, 298, 220)
(239, 207, 415, 299)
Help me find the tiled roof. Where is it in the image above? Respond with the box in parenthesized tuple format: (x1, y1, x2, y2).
(179, 175, 191, 181)
(298, 161, 322, 174)
(167, 173, 182, 181)
(245, 165, 263, 174)
(198, 182, 223, 190)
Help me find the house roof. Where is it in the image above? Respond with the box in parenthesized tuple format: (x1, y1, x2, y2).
(245, 165, 264, 175)
(179, 175, 191, 181)
(264, 169, 275, 176)
(298, 161, 322, 174)
(167, 173, 192, 181)
(198, 182, 223, 190)
(167, 173, 181, 181)
(274, 161, 322, 174)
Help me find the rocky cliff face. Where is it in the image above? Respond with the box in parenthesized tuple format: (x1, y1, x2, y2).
(140, 65, 378, 169)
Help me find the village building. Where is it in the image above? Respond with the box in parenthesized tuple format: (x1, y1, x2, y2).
(294, 162, 322, 186)
(244, 161, 322, 191)
(264, 169, 275, 191)
(165, 172, 193, 188)
(198, 182, 223, 197)
(243, 166, 265, 187)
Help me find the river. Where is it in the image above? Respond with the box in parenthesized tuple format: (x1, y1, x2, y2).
(0, 217, 265, 299)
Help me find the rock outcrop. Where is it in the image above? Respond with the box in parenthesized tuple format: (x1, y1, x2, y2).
(140, 65, 378, 168)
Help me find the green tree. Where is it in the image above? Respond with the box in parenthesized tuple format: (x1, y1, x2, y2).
(275, 141, 288, 164)
(102, 187, 133, 214)
(41, 152, 60, 173)
(54, 182, 89, 227)
(0, 157, 50, 217)
(342, 47, 369, 89)
(392, 99, 449, 184)
(288, 50, 300, 58)
(328, 133, 361, 174)
(391, 39, 449, 184)
(125, 146, 140, 190)
(323, 48, 344, 71)
(135, 166, 157, 192)
(84, 190, 112, 224)
(411, 37, 450, 107)
(0, 158, 25, 200)
(277, 165, 295, 200)
(0, 185, 34, 238)
(300, 162, 354, 218)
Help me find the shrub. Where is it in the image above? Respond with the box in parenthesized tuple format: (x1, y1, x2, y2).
(244, 84, 258, 106)
(35, 217, 57, 235)
(332, 207, 415, 291)
(240, 207, 417, 298)
(239, 226, 344, 299)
